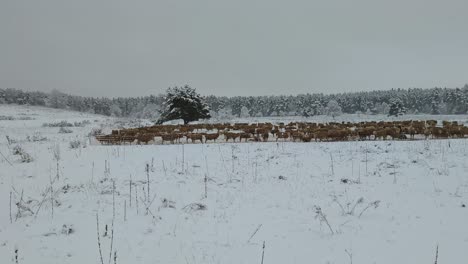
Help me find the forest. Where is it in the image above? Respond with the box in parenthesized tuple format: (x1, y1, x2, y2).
(1, 85, 467, 119)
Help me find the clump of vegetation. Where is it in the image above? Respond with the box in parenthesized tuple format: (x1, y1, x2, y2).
(12, 145, 24, 155)
(0, 115, 15, 120)
(17, 116, 35, 120)
(69, 140, 84, 149)
(74, 120, 91, 127)
(20, 151, 34, 163)
(27, 133, 48, 142)
(183, 203, 207, 212)
(59, 127, 73, 134)
(1, 115, 35, 121)
(11, 144, 34, 163)
(89, 128, 103, 136)
(61, 224, 74, 235)
(161, 198, 176, 209)
(42, 121, 74, 127)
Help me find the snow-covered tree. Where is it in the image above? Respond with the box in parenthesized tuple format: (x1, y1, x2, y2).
(109, 104, 122, 117)
(430, 90, 442, 114)
(376, 102, 390, 115)
(137, 103, 160, 119)
(302, 101, 322, 117)
(216, 106, 233, 120)
(48, 89, 67, 109)
(326, 100, 342, 118)
(388, 98, 406, 117)
(240, 106, 250, 118)
(157, 85, 211, 124)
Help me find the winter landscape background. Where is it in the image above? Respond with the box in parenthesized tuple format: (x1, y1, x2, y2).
(1, 90, 468, 263)
(3, 0, 468, 262)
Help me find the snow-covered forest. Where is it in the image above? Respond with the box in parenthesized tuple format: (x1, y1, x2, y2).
(1, 85, 467, 119)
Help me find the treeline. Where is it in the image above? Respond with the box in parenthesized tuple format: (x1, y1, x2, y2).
(1, 85, 467, 118)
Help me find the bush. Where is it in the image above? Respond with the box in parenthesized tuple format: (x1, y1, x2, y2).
(69, 140, 83, 149)
(59, 127, 73, 134)
(12, 145, 24, 155)
(89, 128, 103, 136)
(42, 121, 74, 127)
(17, 116, 35, 120)
(20, 151, 34, 163)
(73, 120, 91, 127)
(11, 144, 34, 162)
(27, 133, 48, 142)
(0, 115, 15, 120)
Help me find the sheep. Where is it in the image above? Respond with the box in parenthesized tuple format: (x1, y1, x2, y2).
(204, 133, 220, 143)
(186, 133, 203, 144)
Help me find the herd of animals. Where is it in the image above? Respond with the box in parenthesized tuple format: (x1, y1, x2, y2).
(95, 120, 468, 145)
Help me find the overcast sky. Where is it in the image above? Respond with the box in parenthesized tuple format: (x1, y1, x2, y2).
(1, 0, 467, 97)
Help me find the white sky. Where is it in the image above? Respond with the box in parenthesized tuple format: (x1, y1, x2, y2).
(1, 0, 467, 97)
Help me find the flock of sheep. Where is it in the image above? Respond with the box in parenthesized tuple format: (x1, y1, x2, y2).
(95, 120, 468, 145)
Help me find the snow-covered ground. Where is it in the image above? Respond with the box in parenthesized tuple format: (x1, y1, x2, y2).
(1, 104, 468, 264)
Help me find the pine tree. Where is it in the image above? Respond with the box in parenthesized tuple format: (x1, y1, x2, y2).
(430, 90, 442, 114)
(388, 98, 406, 117)
(302, 101, 322, 117)
(157, 85, 211, 124)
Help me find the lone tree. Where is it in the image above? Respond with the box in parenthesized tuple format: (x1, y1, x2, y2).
(157, 85, 211, 124)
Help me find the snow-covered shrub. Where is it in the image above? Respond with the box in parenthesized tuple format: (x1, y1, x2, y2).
(162, 198, 176, 209)
(89, 128, 103, 136)
(326, 100, 342, 118)
(73, 120, 91, 127)
(240, 106, 250, 118)
(183, 203, 207, 212)
(17, 116, 35, 120)
(12, 145, 24, 155)
(12, 145, 34, 163)
(69, 140, 83, 149)
(20, 151, 34, 163)
(59, 127, 73, 134)
(61, 224, 74, 235)
(42, 121, 74, 127)
(27, 133, 48, 142)
(0, 115, 15, 120)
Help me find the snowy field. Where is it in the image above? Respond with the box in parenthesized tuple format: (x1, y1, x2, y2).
(1, 104, 468, 263)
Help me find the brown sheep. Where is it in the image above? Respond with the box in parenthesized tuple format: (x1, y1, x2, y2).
(161, 134, 177, 144)
(137, 134, 154, 145)
(224, 132, 240, 142)
(240, 133, 252, 142)
(314, 129, 328, 142)
(374, 129, 387, 140)
(432, 127, 449, 138)
(204, 133, 220, 143)
(276, 132, 289, 142)
(186, 133, 203, 143)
